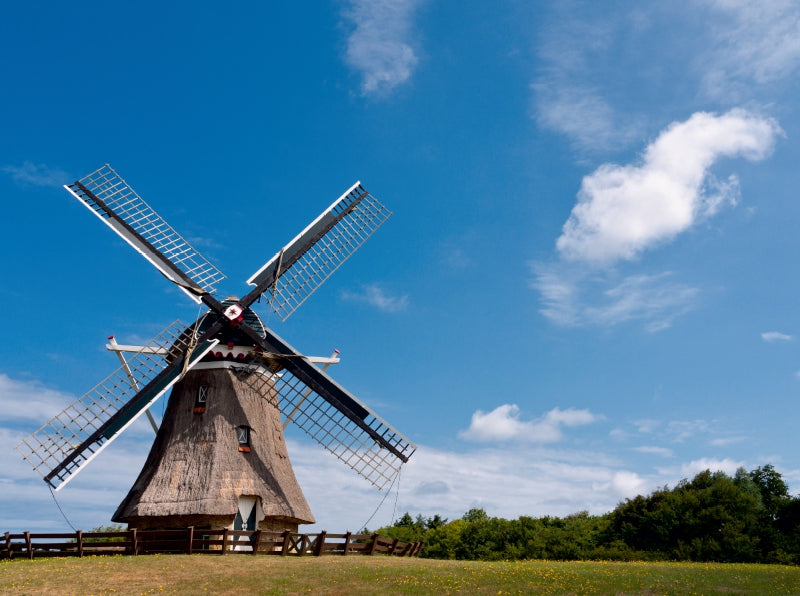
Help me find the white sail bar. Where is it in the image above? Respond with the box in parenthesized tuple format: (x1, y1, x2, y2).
(247, 182, 391, 321)
(239, 363, 416, 490)
(65, 165, 226, 302)
(15, 321, 218, 491)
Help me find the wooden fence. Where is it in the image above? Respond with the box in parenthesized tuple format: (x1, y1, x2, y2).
(1, 529, 423, 560)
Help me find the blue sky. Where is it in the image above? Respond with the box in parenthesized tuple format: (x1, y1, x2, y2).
(3, 0, 800, 533)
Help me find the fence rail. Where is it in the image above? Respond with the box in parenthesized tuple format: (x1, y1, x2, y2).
(1, 529, 423, 560)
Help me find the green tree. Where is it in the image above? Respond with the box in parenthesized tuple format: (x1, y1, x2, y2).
(607, 470, 763, 562)
(462, 508, 489, 523)
(750, 464, 790, 519)
(422, 519, 464, 559)
(425, 514, 448, 530)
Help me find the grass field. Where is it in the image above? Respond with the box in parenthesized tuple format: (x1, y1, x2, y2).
(3, 555, 800, 595)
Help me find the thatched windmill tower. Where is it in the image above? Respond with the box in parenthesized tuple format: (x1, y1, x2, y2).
(16, 164, 416, 534)
(112, 303, 315, 532)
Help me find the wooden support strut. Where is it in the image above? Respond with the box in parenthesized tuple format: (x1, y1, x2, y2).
(281, 530, 291, 556)
(345, 531, 353, 556)
(314, 531, 326, 557)
(369, 533, 379, 556)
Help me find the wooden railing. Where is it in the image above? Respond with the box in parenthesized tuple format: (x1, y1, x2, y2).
(1, 529, 423, 560)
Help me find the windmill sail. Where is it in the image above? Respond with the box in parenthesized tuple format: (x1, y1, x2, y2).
(231, 321, 416, 489)
(65, 164, 226, 302)
(15, 321, 219, 490)
(246, 365, 414, 489)
(247, 182, 391, 320)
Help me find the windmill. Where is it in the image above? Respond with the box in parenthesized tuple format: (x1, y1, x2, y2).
(15, 164, 416, 533)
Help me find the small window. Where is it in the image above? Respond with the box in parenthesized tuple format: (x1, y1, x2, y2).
(237, 426, 251, 453)
(194, 386, 208, 414)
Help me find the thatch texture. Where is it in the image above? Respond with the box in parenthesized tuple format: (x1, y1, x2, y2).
(113, 366, 315, 531)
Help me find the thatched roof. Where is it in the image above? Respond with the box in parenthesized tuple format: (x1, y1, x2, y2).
(113, 366, 314, 525)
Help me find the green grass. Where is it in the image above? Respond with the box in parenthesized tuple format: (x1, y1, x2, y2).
(2, 555, 800, 595)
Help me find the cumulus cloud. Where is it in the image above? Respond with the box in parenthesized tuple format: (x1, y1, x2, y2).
(293, 441, 653, 529)
(762, 331, 792, 342)
(2, 161, 69, 188)
(676, 457, 745, 479)
(459, 404, 599, 443)
(556, 109, 782, 264)
(340, 284, 409, 312)
(594, 470, 648, 498)
(342, 0, 423, 96)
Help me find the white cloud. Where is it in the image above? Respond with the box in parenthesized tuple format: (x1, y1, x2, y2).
(666, 419, 712, 443)
(0, 374, 73, 423)
(710, 436, 747, 447)
(295, 442, 650, 529)
(0, 390, 785, 535)
(700, 0, 800, 98)
(585, 273, 698, 332)
(340, 283, 409, 312)
(634, 419, 661, 434)
(556, 109, 782, 264)
(533, 265, 699, 332)
(342, 0, 422, 96)
(678, 457, 745, 478)
(531, 5, 646, 153)
(2, 161, 69, 188)
(611, 470, 647, 496)
(533, 81, 642, 153)
(635, 445, 674, 458)
(459, 404, 599, 443)
(762, 331, 792, 342)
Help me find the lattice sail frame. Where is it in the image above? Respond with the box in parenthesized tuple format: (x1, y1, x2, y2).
(237, 363, 415, 489)
(248, 182, 391, 321)
(65, 164, 226, 301)
(15, 321, 218, 490)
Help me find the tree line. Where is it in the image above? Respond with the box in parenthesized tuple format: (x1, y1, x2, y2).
(374, 465, 800, 563)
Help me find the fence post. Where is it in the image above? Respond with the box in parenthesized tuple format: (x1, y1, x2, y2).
(251, 529, 261, 555)
(296, 534, 305, 557)
(388, 538, 399, 556)
(131, 529, 138, 556)
(314, 531, 326, 557)
(221, 528, 229, 555)
(281, 530, 290, 556)
(24, 531, 32, 560)
(4, 531, 11, 560)
(368, 533, 379, 556)
(343, 531, 351, 556)
(77, 530, 84, 558)
(187, 526, 194, 555)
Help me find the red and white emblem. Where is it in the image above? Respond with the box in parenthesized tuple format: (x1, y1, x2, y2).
(223, 303, 244, 321)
